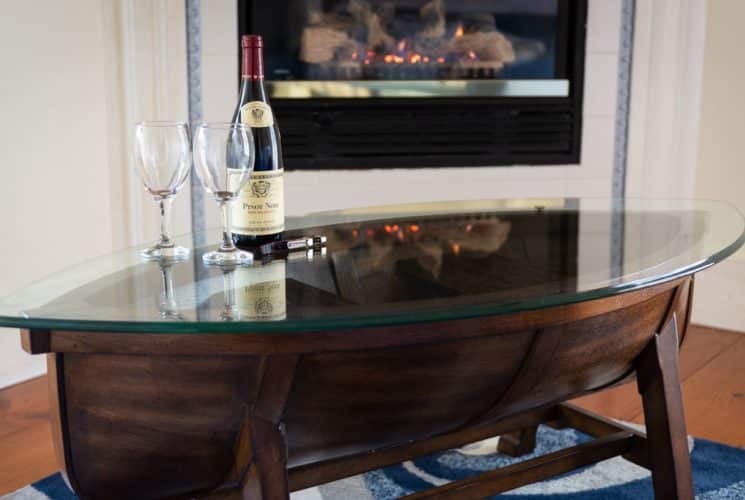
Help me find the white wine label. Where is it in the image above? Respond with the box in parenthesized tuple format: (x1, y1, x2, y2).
(232, 169, 285, 236)
(241, 101, 274, 127)
(235, 261, 286, 321)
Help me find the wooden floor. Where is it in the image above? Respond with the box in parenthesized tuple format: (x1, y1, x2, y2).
(0, 325, 743, 496)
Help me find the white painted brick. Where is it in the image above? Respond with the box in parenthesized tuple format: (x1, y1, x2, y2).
(200, 0, 237, 57)
(201, 54, 238, 122)
(576, 116, 615, 177)
(586, 0, 622, 53)
(583, 53, 619, 116)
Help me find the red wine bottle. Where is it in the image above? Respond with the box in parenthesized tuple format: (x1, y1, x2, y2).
(232, 34, 284, 247)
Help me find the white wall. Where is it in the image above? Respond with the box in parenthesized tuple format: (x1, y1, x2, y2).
(0, 0, 192, 388)
(690, 0, 745, 332)
(0, 1, 115, 387)
(201, 0, 623, 215)
(107, 0, 192, 249)
(625, 0, 706, 201)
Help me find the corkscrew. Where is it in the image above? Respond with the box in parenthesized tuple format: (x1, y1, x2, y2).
(259, 235, 327, 256)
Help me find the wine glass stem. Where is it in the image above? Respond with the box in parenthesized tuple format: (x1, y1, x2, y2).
(223, 268, 236, 308)
(158, 197, 174, 248)
(160, 264, 177, 312)
(219, 200, 237, 252)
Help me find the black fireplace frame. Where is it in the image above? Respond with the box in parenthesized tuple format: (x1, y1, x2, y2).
(237, 0, 588, 170)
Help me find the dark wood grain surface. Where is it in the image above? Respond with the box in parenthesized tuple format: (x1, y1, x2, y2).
(2, 324, 743, 497)
(636, 316, 694, 499)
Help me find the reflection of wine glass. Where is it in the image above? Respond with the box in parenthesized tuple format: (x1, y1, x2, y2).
(219, 266, 240, 321)
(192, 123, 255, 266)
(156, 261, 184, 320)
(133, 121, 192, 261)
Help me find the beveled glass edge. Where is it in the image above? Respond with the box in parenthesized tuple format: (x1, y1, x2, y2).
(0, 266, 724, 335)
(0, 197, 743, 334)
(0, 228, 741, 335)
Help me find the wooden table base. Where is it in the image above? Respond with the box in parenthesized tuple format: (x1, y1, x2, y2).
(229, 315, 692, 499)
(21, 278, 695, 500)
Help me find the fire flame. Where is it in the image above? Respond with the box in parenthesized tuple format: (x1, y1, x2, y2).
(351, 28, 476, 66)
(383, 54, 405, 64)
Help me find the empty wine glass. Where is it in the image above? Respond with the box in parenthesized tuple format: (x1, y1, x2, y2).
(133, 121, 192, 261)
(193, 122, 255, 265)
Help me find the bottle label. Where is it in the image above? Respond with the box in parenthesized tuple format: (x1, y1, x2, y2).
(241, 101, 274, 128)
(235, 261, 287, 321)
(232, 169, 285, 236)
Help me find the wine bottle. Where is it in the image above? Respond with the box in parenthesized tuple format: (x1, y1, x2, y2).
(232, 34, 284, 247)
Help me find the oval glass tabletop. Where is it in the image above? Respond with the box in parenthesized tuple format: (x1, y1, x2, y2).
(0, 198, 743, 333)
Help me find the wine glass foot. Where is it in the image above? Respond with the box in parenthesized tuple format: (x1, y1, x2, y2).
(202, 249, 254, 266)
(141, 245, 190, 262)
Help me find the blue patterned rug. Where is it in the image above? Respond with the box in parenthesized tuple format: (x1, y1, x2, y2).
(4, 425, 745, 499)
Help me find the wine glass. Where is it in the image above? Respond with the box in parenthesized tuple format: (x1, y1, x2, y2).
(133, 121, 192, 261)
(192, 122, 255, 265)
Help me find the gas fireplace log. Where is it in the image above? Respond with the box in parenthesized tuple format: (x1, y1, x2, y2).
(299, 0, 517, 70)
(450, 31, 516, 63)
(418, 0, 446, 40)
(348, 0, 396, 52)
(300, 26, 359, 64)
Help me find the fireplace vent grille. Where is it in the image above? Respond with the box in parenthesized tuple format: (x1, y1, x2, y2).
(276, 101, 579, 169)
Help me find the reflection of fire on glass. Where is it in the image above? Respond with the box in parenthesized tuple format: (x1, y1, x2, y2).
(327, 215, 512, 282)
(298, 0, 551, 80)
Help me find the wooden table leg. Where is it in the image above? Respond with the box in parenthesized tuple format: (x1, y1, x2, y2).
(240, 418, 290, 500)
(497, 426, 538, 457)
(234, 355, 297, 500)
(636, 313, 694, 500)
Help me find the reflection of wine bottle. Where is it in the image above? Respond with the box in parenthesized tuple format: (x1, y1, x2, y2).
(236, 260, 287, 321)
(232, 34, 285, 247)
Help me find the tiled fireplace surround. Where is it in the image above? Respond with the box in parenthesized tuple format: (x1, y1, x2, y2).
(199, 0, 625, 213)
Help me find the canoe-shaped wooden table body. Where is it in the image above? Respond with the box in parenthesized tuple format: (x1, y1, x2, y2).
(4, 200, 744, 499)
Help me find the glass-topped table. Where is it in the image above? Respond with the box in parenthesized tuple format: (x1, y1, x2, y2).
(2, 198, 743, 500)
(0, 198, 742, 333)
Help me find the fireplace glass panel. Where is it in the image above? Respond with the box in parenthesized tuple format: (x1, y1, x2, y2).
(258, 0, 560, 83)
(241, 0, 584, 167)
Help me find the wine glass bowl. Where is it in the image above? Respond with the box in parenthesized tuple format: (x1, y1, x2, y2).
(133, 121, 192, 261)
(192, 122, 255, 266)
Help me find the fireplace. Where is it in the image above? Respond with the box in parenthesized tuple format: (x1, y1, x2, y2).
(238, 0, 587, 169)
